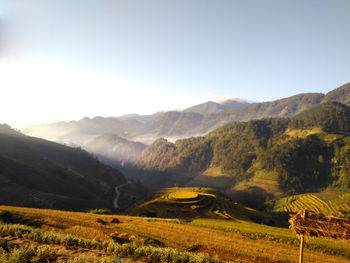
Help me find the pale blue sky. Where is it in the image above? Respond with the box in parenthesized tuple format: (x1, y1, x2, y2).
(0, 0, 349, 126)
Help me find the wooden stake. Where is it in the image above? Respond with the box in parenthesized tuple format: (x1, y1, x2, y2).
(299, 235, 304, 263)
(299, 210, 305, 263)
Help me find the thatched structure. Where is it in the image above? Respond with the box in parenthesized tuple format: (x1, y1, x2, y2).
(289, 209, 350, 241)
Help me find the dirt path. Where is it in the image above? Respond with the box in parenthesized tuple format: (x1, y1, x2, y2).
(113, 181, 131, 209)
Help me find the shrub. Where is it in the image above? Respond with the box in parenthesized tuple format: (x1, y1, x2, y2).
(87, 209, 111, 215)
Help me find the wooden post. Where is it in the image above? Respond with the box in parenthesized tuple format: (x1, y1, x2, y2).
(299, 235, 304, 263)
(299, 209, 305, 263)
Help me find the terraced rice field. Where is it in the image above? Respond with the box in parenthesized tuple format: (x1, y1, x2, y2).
(128, 187, 261, 220)
(273, 192, 350, 216)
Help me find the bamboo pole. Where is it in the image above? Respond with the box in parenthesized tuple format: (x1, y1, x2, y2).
(299, 235, 304, 263)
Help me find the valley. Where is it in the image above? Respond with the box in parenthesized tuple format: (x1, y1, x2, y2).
(1, 83, 350, 262)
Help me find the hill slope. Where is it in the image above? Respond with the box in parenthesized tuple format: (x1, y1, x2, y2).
(135, 102, 350, 208)
(323, 83, 350, 106)
(0, 124, 145, 211)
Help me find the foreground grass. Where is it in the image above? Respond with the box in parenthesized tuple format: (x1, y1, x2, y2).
(0, 223, 219, 263)
(190, 219, 350, 259)
(1, 206, 349, 262)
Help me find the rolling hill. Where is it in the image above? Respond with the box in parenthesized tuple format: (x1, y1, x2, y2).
(128, 187, 262, 221)
(0, 124, 146, 211)
(135, 102, 350, 210)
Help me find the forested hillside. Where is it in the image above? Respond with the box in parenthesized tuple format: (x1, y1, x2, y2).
(136, 102, 350, 199)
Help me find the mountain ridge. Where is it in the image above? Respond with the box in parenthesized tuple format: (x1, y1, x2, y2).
(22, 83, 350, 168)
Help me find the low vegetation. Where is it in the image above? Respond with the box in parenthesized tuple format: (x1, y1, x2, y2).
(1, 202, 349, 262)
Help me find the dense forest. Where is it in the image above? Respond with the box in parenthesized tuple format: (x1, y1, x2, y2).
(136, 102, 350, 195)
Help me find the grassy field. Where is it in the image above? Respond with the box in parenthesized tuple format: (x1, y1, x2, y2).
(273, 191, 350, 217)
(1, 202, 350, 262)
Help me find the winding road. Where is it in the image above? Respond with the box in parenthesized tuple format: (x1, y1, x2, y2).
(113, 181, 131, 209)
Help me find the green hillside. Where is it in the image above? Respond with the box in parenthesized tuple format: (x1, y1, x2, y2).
(136, 102, 350, 210)
(290, 101, 350, 133)
(0, 124, 146, 211)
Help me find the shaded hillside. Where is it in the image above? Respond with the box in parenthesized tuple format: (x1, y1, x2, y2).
(136, 102, 350, 199)
(0, 125, 145, 211)
(85, 133, 147, 163)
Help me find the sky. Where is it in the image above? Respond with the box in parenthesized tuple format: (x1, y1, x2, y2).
(0, 0, 350, 127)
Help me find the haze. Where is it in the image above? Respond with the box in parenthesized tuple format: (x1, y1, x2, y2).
(1, 0, 350, 127)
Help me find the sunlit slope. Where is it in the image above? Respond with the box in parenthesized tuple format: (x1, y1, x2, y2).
(128, 187, 264, 221)
(1, 205, 350, 263)
(273, 192, 350, 217)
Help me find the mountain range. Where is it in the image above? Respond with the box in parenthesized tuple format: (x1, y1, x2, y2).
(22, 83, 350, 166)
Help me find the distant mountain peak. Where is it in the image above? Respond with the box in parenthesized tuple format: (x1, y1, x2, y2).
(214, 97, 250, 104)
(183, 98, 250, 115)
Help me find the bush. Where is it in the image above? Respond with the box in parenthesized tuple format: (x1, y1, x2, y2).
(87, 209, 111, 215)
